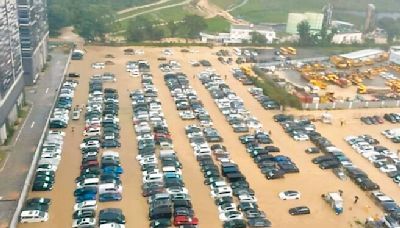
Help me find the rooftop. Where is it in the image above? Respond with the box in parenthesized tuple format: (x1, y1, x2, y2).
(340, 49, 383, 59)
(231, 24, 273, 31)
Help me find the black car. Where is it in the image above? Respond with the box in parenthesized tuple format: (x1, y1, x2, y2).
(247, 217, 272, 227)
(223, 219, 247, 228)
(99, 208, 126, 224)
(73, 209, 96, 219)
(319, 160, 340, 170)
(312, 155, 336, 164)
(101, 139, 121, 148)
(289, 206, 310, 215)
(68, 72, 80, 78)
(265, 169, 285, 180)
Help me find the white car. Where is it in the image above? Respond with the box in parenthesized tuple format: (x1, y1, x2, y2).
(279, 190, 301, 200)
(166, 186, 189, 195)
(143, 173, 163, 183)
(380, 164, 397, 173)
(139, 156, 158, 166)
(79, 141, 100, 150)
(73, 200, 97, 211)
(179, 111, 195, 120)
(238, 194, 258, 203)
(91, 62, 105, 69)
(211, 186, 232, 198)
(72, 218, 96, 227)
(48, 130, 65, 137)
(219, 211, 243, 222)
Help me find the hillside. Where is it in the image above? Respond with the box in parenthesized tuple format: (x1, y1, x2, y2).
(210, 0, 400, 25)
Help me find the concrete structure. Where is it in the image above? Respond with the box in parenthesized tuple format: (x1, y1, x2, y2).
(332, 32, 363, 44)
(0, 0, 26, 144)
(364, 4, 376, 32)
(17, 0, 49, 85)
(322, 4, 333, 27)
(340, 49, 383, 60)
(200, 24, 276, 44)
(286, 12, 324, 34)
(389, 46, 400, 65)
(331, 21, 363, 44)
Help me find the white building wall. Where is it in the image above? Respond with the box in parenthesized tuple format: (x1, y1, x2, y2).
(332, 33, 362, 44)
(389, 50, 400, 65)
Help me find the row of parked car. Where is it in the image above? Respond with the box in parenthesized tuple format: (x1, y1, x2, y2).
(275, 114, 383, 190)
(383, 113, 400, 124)
(345, 135, 400, 184)
(382, 128, 400, 143)
(196, 71, 300, 180)
(132, 72, 199, 228)
(248, 87, 279, 111)
(164, 72, 215, 128)
(49, 79, 79, 128)
(231, 68, 254, 86)
(72, 78, 126, 228)
(159, 60, 181, 73)
(126, 60, 150, 77)
(186, 126, 273, 228)
(360, 115, 384, 125)
(162, 68, 274, 227)
(198, 71, 263, 133)
(161, 75, 272, 227)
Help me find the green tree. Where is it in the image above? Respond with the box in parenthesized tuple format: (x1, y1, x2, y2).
(47, 4, 70, 36)
(297, 20, 313, 46)
(182, 15, 207, 38)
(74, 6, 115, 41)
(378, 17, 400, 43)
(167, 21, 179, 37)
(250, 31, 267, 44)
(125, 16, 164, 42)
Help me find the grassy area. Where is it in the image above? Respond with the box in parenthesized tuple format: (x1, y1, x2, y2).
(117, 0, 186, 19)
(146, 5, 189, 22)
(231, 0, 400, 24)
(209, 0, 242, 10)
(204, 16, 231, 33)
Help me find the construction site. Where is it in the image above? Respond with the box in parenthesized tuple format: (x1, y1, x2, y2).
(274, 49, 400, 106)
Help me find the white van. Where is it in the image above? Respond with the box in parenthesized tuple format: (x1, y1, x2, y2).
(233, 48, 241, 56)
(98, 183, 122, 194)
(20, 210, 49, 223)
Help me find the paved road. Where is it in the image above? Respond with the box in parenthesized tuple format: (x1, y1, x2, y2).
(117, 0, 171, 15)
(0, 49, 69, 226)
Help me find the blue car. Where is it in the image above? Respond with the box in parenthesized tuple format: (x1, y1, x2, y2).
(75, 193, 97, 203)
(74, 186, 97, 196)
(99, 193, 122, 202)
(102, 166, 123, 175)
(273, 155, 290, 162)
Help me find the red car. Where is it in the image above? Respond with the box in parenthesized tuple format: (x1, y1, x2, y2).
(80, 160, 99, 170)
(173, 215, 199, 226)
(154, 133, 171, 140)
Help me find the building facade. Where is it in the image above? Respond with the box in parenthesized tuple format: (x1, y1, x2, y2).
(286, 12, 324, 34)
(17, 0, 49, 85)
(0, 0, 26, 143)
(200, 24, 276, 44)
(365, 4, 376, 32)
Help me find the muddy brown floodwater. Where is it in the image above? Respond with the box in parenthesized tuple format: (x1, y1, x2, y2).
(19, 46, 397, 228)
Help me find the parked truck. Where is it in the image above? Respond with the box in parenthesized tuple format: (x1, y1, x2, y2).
(324, 192, 343, 215)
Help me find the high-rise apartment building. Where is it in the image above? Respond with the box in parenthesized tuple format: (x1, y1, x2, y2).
(17, 0, 49, 85)
(0, 0, 26, 143)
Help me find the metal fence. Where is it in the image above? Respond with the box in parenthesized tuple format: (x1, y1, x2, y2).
(9, 50, 72, 228)
(302, 100, 400, 110)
